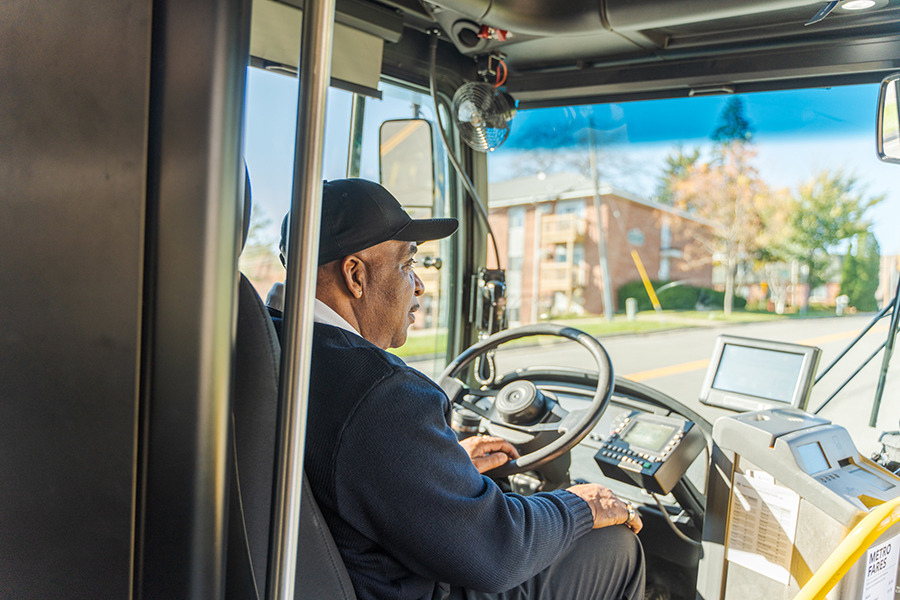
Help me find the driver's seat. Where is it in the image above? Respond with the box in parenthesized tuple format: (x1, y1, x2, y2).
(227, 170, 357, 600)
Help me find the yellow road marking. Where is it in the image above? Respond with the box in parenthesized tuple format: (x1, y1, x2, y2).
(796, 325, 886, 347)
(625, 359, 710, 382)
(622, 324, 889, 383)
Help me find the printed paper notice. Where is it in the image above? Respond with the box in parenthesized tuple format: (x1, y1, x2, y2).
(863, 532, 900, 600)
(726, 472, 801, 584)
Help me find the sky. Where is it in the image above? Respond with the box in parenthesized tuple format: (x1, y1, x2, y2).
(243, 68, 900, 254)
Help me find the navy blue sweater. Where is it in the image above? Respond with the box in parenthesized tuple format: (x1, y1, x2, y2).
(304, 324, 594, 600)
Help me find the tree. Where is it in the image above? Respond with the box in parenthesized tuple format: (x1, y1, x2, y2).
(665, 95, 761, 316)
(672, 142, 771, 315)
(711, 97, 755, 143)
(841, 231, 881, 312)
(238, 205, 282, 294)
(656, 146, 700, 205)
(789, 170, 883, 293)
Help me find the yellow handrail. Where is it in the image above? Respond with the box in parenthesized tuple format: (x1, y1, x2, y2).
(794, 496, 900, 600)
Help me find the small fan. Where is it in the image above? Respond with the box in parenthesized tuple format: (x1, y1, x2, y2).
(452, 82, 517, 153)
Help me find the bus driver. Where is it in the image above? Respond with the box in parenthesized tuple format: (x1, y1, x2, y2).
(279, 178, 646, 600)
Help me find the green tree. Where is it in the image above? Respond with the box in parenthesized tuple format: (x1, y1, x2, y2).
(656, 146, 700, 204)
(238, 205, 281, 292)
(789, 170, 883, 293)
(665, 95, 760, 315)
(672, 142, 771, 315)
(711, 97, 755, 143)
(841, 231, 881, 312)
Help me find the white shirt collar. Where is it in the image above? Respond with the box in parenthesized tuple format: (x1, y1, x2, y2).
(314, 298, 360, 336)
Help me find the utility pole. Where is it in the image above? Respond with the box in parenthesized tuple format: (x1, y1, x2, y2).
(588, 112, 615, 322)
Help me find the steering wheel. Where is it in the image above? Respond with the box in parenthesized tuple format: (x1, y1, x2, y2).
(437, 323, 614, 477)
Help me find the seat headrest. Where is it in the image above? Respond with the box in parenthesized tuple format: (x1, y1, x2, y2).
(241, 162, 251, 254)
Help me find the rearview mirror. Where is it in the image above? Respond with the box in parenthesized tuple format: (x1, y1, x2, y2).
(877, 73, 900, 164)
(379, 119, 435, 208)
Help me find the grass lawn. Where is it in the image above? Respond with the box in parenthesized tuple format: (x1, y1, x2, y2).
(390, 319, 691, 358)
(389, 307, 842, 359)
(389, 332, 449, 359)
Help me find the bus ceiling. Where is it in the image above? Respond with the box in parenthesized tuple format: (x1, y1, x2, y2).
(357, 0, 900, 107)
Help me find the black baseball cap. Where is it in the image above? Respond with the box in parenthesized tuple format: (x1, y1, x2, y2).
(280, 179, 458, 266)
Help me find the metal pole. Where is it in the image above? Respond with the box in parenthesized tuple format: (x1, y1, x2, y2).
(814, 303, 892, 384)
(587, 113, 615, 322)
(869, 274, 900, 427)
(816, 341, 886, 414)
(531, 207, 543, 323)
(346, 93, 365, 178)
(266, 0, 335, 597)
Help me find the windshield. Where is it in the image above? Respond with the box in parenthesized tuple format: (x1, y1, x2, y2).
(477, 84, 899, 454)
(489, 86, 895, 324)
(242, 70, 456, 376)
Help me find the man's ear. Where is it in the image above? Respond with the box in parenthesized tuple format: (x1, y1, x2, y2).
(340, 255, 365, 299)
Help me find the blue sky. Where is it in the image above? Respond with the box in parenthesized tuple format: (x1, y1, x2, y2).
(243, 69, 899, 253)
(501, 86, 879, 148)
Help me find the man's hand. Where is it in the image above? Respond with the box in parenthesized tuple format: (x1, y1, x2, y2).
(459, 436, 520, 474)
(567, 483, 643, 534)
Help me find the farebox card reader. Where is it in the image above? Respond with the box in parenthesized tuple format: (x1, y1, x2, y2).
(593, 411, 706, 495)
(696, 407, 900, 600)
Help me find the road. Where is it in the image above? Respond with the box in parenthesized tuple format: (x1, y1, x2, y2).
(411, 314, 900, 458)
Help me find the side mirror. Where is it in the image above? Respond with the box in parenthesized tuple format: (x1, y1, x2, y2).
(877, 73, 900, 164)
(379, 119, 435, 208)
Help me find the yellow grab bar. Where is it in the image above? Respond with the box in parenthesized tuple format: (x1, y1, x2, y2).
(794, 496, 900, 600)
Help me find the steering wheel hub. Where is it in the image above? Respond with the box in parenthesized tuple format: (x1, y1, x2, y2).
(496, 380, 546, 424)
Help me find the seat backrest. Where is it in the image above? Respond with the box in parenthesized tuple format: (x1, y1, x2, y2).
(227, 172, 357, 600)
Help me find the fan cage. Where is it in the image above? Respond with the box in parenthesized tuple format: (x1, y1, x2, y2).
(452, 82, 514, 153)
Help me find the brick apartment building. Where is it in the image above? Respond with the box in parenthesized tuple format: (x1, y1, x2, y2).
(879, 255, 900, 308)
(488, 172, 713, 325)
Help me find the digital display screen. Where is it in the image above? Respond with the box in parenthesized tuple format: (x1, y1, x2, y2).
(797, 442, 830, 475)
(712, 344, 805, 403)
(621, 421, 675, 452)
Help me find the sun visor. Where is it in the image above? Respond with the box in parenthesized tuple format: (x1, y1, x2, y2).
(250, 0, 385, 99)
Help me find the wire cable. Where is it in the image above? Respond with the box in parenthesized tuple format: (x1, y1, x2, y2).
(650, 491, 702, 547)
(428, 32, 503, 270)
(494, 60, 507, 88)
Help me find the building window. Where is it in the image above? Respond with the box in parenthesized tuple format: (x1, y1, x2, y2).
(659, 258, 670, 281)
(554, 244, 567, 263)
(556, 199, 586, 217)
(507, 206, 526, 315)
(509, 208, 525, 228)
(627, 228, 645, 247)
(661, 221, 672, 250)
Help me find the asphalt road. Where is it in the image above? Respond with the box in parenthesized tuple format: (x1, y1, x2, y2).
(482, 314, 900, 457)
